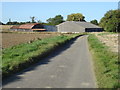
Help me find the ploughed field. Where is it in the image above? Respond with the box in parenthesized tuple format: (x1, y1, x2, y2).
(91, 32, 118, 53)
(2, 32, 60, 48)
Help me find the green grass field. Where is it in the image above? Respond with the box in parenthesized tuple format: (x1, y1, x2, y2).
(2, 33, 84, 78)
(88, 34, 119, 88)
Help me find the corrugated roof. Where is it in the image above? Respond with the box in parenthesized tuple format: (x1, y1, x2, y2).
(19, 23, 38, 29)
(10, 25, 20, 29)
(10, 23, 44, 30)
(57, 21, 102, 29)
(75, 21, 101, 28)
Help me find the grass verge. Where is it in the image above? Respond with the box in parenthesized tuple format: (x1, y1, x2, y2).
(2, 33, 84, 78)
(97, 32, 118, 36)
(88, 34, 119, 88)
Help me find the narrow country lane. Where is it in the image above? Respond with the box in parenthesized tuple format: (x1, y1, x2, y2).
(3, 35, 97, 88)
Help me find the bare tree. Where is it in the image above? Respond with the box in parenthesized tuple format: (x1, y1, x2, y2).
(30, 16, 36, 23)
(9, 18, 11, 22)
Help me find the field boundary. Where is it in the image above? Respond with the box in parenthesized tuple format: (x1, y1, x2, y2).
(88, 34, 119, 88)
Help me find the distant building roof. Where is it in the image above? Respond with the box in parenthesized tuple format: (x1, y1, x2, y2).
(56, 21, 103, 32)
(75, 21, 101, 28)
(10, 23, 46, 31)
(18, 23, 39, 29)
(10, 25, 20, 29)
(57, 21, 102, 29)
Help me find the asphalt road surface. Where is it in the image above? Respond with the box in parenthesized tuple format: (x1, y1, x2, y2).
(3, 35, 97, 88)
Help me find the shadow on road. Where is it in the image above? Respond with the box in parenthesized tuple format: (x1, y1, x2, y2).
(3, 35, 84, 86)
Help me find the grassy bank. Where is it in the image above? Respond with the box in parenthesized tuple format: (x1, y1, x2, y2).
(97, 32, 118, 36)
(2, 33, 84, 78)
(88, 34, 119, 88)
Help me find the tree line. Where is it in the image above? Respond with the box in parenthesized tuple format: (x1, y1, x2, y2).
(0, 13, 85, 26)
(1, 9, 119, 32)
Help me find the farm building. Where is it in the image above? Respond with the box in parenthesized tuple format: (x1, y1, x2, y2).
(44, 25, 57, 32)
(56, 21, 103, 33)
(10, 23, 57, 32)
(10, 23, 46, 32)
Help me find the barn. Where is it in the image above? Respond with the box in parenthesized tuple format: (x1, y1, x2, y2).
(56, 21, 103, 33)
(10, 23, 46, 32)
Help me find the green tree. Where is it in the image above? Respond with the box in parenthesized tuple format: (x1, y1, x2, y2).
(90, 19, 98, 25)
(99, 10, 120, 32)
(6, 21, 19, 25)
(67, 13, 85, 21)
(46, 15, 64, 25)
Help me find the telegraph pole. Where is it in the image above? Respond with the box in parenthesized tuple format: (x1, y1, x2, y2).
(118, 1, 120, 32)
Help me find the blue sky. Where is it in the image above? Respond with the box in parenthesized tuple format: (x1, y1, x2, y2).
(2, 2, 118, 23)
